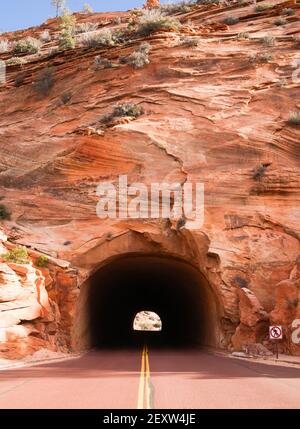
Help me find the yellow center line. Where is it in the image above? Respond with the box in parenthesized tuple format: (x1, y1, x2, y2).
(145, 345, 151, 409)
(137, 344, 152, 409)
(137, 345, 145, 409)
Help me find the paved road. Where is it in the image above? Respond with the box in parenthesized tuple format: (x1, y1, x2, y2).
(0, 348, 300, 409)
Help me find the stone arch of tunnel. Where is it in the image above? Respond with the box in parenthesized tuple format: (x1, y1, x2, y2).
(72, 253, 220, 349)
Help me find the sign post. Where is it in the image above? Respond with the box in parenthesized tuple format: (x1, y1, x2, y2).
(269, 325, 283, 359)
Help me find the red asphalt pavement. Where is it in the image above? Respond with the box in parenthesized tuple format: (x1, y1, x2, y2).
(0, 349, 300, 409)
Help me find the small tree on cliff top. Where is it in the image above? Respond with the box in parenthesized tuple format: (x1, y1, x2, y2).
(51, 0, 66, 17)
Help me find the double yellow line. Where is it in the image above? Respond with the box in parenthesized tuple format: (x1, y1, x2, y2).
(137, 344, 152, 409)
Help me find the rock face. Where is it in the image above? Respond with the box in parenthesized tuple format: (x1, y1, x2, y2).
(0, 1, 299, 357)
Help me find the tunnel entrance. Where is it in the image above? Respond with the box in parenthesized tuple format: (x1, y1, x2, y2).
(75, 255, 218, 349)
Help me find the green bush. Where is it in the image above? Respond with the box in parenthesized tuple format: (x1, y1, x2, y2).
(6, 57, 27, 66)
(113, 103, 144, 118)
(14, 73, 26, 87)
(60, 8, 76, 33)
(273, 17, 287, 26)
(250, 52, 273, 63)
(288, 112, 300, 125)
(40, 30, 51, 43)
(181, 37, 200, 47)
(282, 8, 295, 16)
(160, 1, 193, 15)
(59, 30, 76, 49)
(75, 22, 98, 34)
(223, 16, 239, 25)
(82, 3, 93, 13)
(113, 17, 122, 25)
(0, 204, 10, 220)
(60, 91, 72, 104)
(80, 29, 115, 48)
(127, 43, 151, 68)
(262, 35, 275, 46)
(94, 55, 113, 69)
(237, 32, 250, 40)
(0, 39, 9, 53)
(136, 10, 181, 36)
(3, 247, 30, 264)
(35, 255, 49, 268)
(33, 67, 54, 96)
(196, 0, 220, 4)
(103, 102, 144, 123)
(256, 3, 273, 12)
(252, 164, 267, 180)
(13, 37, 41, 55)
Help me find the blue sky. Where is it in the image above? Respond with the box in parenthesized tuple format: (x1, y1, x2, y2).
(0, 0, 181, 32)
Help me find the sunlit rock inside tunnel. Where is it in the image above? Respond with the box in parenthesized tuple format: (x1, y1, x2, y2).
(75, 255, 219, 349)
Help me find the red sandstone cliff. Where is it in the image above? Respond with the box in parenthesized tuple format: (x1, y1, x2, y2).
(0, 0, 299, 358)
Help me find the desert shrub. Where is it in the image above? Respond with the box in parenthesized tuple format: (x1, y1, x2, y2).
(35, 255, 49, 268)
(196, 0, 220, 4)
(119, 55, 128, 64)
(40, 30, 51, 42)
(223, 16, 239, 25)
(14, 73, 26, 87)
(94, 55, 113, 69)
(288, 111, 300, 125)
(126, 42, 151, 68)
(82, 3, 93, 13)
(80, 29, 115, 48)
(252, 164, 267, 180)
(282, 8, 295, 16)
(6, 57, 26, 66)
(273, 17, 287, 26)
(59, 30, 76, 49)
(233, 276, 248, 288)
(295, 36, 300, 46)
(127, 50, 149, 68)
(113, 17, 122, 25)
(250, 52, 273, 63)
(0, 204, 10, 220)
(60, 91, 72, 104)
(262, 35, 275, 46)
(0, 39, 9, 53)
(255, 3, 273, 12)
(13, 37, 41, 55)
(75, 22, 98, 33)
(160, 1, 193, 15)
(181, 37, 200, 47)
(176, 217, 186, 230)
(237, 32, 250, 40)
(113, 103, 144, 118)
(60, 8, 77, 33)
(103, 102, 144, 123)
(3, 247, 30, 264)
(33, 67, 54, 96)
(136, 9, 181, 36)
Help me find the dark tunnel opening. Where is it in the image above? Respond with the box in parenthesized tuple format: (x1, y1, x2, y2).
(79, 255, 218, 349)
